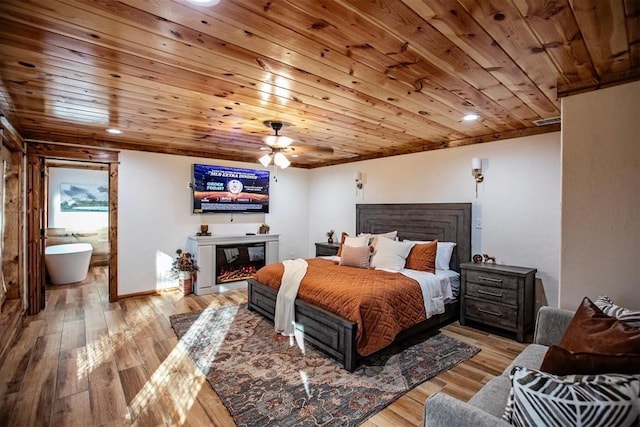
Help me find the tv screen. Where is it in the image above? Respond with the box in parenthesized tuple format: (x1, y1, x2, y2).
(192, 164, 270, 214)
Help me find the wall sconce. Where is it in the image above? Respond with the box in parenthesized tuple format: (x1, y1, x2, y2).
(354, 171, 363, 193)
(472, 158, 483, 198)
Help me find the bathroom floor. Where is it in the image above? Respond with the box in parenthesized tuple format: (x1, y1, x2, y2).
(0, 267, 526, 426)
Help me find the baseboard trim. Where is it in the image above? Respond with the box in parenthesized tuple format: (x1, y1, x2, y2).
(116, 287, 179, 300)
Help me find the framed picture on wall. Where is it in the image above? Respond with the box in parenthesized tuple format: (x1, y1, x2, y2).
(60, 183, 109, 212)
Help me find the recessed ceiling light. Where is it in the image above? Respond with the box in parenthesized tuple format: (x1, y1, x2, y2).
(186, 0, 220, 6)
(106, 128, 122, 134)
(463, 113, 480, 121)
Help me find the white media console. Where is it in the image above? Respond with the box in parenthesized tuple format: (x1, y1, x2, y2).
(186, 234, 280, 295)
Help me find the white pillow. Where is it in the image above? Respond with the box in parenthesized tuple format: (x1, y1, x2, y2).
(404, 240, 456, 270)
(359, 231, 398, 248)
(435, 242, 456, 270)
(370, 238, 414, 271)
(343, 235, 369, 248)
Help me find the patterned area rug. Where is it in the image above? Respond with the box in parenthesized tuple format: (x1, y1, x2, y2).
(170, 305, 479, 427)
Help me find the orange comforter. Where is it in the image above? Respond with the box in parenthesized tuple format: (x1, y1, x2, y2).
(254, 258, 427, 356)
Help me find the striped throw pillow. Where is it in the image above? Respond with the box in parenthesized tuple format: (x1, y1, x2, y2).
(595, 295, 640, 328)
(504, 366, 640, 427)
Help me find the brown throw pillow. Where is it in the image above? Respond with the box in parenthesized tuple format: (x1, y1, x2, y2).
(405, 240, 437, 273)
(336, 232, 348, 257)
(540, 345, 640, 375)
(558, 297, 640, 354)
(338, 245, 370, 268)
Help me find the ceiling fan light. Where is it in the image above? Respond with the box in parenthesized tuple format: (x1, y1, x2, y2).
(264, 135, 277, 146)
(276, 136, 293, 147)
(274, 152, 290, 169)
(258, 153, 272, 167)
(264, 135, 293, 147)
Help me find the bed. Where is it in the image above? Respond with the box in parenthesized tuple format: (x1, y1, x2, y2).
(247, 203, 471, 371)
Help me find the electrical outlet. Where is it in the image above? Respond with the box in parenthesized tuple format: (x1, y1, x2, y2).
(475, 218, 482, 229)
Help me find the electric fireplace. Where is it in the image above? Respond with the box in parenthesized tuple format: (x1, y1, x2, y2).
(215, 242, 266, 284)
(187, 234, 279, 295)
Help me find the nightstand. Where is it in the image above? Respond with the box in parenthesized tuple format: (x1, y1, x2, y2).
(460, 262, 537, 342)
(315, 242, 340, 257)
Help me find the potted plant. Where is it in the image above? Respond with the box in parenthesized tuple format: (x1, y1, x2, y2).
(170, 249, 200, 295)
(326, 229, 335, 244)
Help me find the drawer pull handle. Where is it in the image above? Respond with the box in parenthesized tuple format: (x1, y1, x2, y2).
(478, 308, 502, 317)
(478, 289, 503, 297)
(478, 275, 503, 283)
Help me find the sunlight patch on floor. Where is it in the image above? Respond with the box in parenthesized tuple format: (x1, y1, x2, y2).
(75, 301, 156, 383)
(289, 322, 306, 354)
(126, 305, 238, 424)
(127, 343, 204, 424)
(299, 370, 312, 398)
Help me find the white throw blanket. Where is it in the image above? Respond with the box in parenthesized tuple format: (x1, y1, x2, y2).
(400, 269, 448, 318)
(274, 259, 308, 336)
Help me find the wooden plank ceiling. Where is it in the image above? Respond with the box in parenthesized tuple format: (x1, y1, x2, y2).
(0, 0, 638, 168)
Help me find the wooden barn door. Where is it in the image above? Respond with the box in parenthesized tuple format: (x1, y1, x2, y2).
(26, 143, 119, 315)
(26, 154, 46, 314)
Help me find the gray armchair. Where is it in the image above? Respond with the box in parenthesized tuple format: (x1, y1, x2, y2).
(423, 306, 574, 426)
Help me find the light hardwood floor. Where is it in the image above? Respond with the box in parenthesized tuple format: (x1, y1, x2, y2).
(0, 267, 527, 426)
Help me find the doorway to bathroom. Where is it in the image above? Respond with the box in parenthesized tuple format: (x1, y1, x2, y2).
(26, 143, 119, 314)
(45, 161, 110, 268)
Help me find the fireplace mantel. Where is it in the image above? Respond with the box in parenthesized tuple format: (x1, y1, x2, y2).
(189, 234, 280, 245)
(187, 234, 279, 295)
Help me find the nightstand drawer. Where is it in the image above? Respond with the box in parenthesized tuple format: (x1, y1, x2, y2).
(466, 282, 517, 305)
(316, 246, 338, 256)
(465, 298, 517, 329)
(315, 243, 340, 257)
(466, 269, 518, 290)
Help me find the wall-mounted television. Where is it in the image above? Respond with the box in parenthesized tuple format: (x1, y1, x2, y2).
(192, 164, 270, 214)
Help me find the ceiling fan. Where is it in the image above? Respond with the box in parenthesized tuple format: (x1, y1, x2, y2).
(258, 120, 333, 169)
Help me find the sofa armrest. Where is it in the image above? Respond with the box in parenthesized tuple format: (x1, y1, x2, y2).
(423, 393, 510, 427)
(533, 306, 574, 347)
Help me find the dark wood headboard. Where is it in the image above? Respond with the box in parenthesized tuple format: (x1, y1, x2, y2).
(356, 203, 472, 272)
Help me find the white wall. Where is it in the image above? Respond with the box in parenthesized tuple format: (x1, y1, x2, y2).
(560, 81, 640, 310)
(309, 132, 561, 306)
(48, 167, 109, 231)
(118, 150, 309, 296)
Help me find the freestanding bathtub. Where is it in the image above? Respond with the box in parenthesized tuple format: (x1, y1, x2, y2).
(45, 243, 93, 285)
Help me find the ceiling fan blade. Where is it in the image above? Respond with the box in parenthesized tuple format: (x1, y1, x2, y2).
(289, 145, 334, 155)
